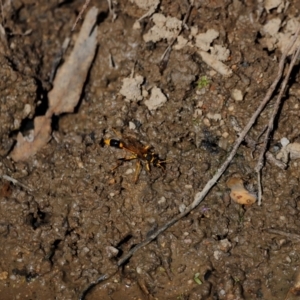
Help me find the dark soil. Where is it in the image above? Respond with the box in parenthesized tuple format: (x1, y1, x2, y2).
(1, 0, 300, 300)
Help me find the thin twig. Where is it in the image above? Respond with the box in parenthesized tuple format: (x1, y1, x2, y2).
(107, 0, 117, 22)
(79, 36, 294, 299)
(255, 25, 300, 205)
(159, 1, 193, 67)
(136, 0, 160, 23)
(71, 0, 90, 31)
(230, 116, 286, 169)
(264, 228, 300, 242)
(265, 152, 286, 169)
(1, 174, 32, 191)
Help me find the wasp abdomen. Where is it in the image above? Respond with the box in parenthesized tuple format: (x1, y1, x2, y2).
(104, 139, 124, 149)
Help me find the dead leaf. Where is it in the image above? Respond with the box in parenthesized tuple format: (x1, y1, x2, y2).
(10, 7, 98, 162)
(10, 116, 52, 161)
(47, 6, 98, 115)
(226, 177, 257, 205)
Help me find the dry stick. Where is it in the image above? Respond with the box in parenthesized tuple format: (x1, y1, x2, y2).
(264, 228, 300, 242)
(79, 49, 293, 300)
(137, 5, 157, 23)
(255, 27, 300, 205)
(160, 1, 193, 65)
(107, 0, 117, 22)
(230, 116, 287, 170)
(1, 174, 32, 191)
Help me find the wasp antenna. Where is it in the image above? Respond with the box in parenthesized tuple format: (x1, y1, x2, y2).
(160, 159, 171, 164)
(100, 138, 106, 147)
(112, 128, 123, 138)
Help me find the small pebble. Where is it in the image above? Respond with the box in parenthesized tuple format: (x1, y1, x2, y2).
(219, 239, 232, 252)
(23, 104, 31, 117)
(129, 121, 136, 130)
(102, 205, 110, 213)
(213, 250, 222, 260)
(77, 161, 84, 168)
(200, 162, 210, 172)
(285, 256, 292, 263)
(158, 197, 166, 205)
(222, 132, 229, 138)
(115, 118, 124, 127)
(280, 137, 290, 147)
(177, 264, 186, 273)
(106, 246, 119, 258)
(124, 278, 132, 287)
(72, 135, 83, 144)
(231, 89, 243, 101)
(125, 168, 133, 174)
(184, 238, 192, 244)
(203, 118, 211, 127)
(207, 113, 221, 121)
(179, 204, 186, 213)
(108, 178, 116, 185)
(81, 247, 90, 254)
(0, 271, 8, 280)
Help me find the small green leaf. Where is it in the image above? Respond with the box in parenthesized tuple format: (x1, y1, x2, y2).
(193, 273, 202, 285)
(197, 76, 210, 89)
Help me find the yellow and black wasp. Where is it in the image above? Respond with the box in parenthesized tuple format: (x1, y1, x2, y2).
(101, 134, 166, 183)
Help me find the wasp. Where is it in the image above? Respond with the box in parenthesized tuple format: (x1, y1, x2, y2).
(101, 135, 166, 183)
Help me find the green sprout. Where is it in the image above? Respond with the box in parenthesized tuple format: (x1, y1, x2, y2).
(157, 266, 166, 272)
(193, 273, 202, 285)
(238, 212, 244, 224)
(192, 118, 200, 125)
(197, 76, 210, 89)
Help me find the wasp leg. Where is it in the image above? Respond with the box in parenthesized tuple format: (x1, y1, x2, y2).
(111, 155, 137, 171)
(118, 155, 138, 162)
(145, 161, 151, 172)
(116, 155, 141, 183)
(134, 160, 142, 183)
(156, 159, 170, 172)
(158, 161, 166, 171)
(111, 160, 123, 171)
(112, 128, 123, 138)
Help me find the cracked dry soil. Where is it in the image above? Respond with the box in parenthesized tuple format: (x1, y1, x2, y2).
(1, 0, 300, 300)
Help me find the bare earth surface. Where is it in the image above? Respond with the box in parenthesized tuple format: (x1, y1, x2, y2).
(1, 0, 300, 299)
